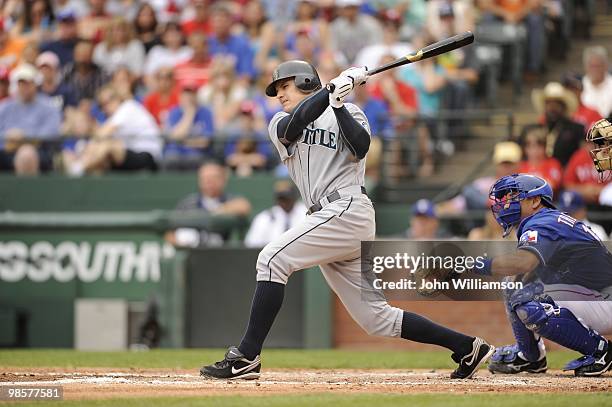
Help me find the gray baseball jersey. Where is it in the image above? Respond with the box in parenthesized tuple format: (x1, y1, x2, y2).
(257, 102, 404, 339)
(269, 103, 369, 206)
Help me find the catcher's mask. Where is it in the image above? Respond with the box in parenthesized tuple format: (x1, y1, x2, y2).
(489, 174, 555, 237)
(265, 60, 322, 97)
(586, 118, 612, 179)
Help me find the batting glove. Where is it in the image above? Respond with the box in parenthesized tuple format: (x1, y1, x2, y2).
(341, 66, 368, 86)
(328, 75, 353, 108)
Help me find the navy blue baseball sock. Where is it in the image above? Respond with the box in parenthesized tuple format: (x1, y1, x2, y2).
(238, 281, 285, 360)
(401, 311, 474, 357)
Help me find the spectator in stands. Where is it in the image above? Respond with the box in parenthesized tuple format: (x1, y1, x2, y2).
(197, 56, 247, 132)
(0, 21, 27, 69)
(562, 72, 602, 129)
(426, 0, 475, 42)
(62, 99, 96, 175)
(354, 9, 411, 69)
(19, 40, 41, 67)
(436, 141, 521, 215)
(78, 0, 113, 42)
(368, 0, 427, 39)
(163, 81, 215, 170)
(405, 199, 449, 240)
(144, 21, 192, 87)
(0, 64, 61, 174)
(261, 0, 298, 27)
(39, 10, 79, 67)
(467, 201, 504, 240)
(244, 179, 306, 248)
(518, 126, 562, 192)
(93, 17, 146, 76)
(284, 0, 332, 60)
(478, 0, 545, 75)
(0, 67, 9, 101)
(250, 57, 282, 123)
(224, 101, 271, 177)
(174, 31, 212, 89)
(11, 0, 56, 43)
(331, 0, 383, 64)
(207, 2, 255, 81)
(109, 66, 138, 101)
(143, 66, 180, 125)
(240, 0, 280, 72)
(54, 0, 89, 19)
(529, 81, 585, 167)
(66, 85, 161, 175)
(581, 46, 612, 119)
(165, 161, 252, 247)
(563, 141, 610, 205)
(181, 0, 212, 37)
(369, 54, 418, 117)
(61, 40, 109, 102)
(397, 36, 447, 117)
(37, 51, 77, 111)
(557, 190, 607, 241)
(134, 3, 161, 53)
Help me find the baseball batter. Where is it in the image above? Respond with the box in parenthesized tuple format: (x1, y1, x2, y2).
(200, 60, 494, 380)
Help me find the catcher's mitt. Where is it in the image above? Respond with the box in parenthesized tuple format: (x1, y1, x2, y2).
(411, 265, 459, 297)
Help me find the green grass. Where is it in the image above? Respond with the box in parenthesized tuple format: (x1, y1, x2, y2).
(3, 393, 611, 407)
(0, 349, 579, 370)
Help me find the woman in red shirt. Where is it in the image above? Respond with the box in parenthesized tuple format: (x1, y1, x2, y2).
(519, 127, 563, 191)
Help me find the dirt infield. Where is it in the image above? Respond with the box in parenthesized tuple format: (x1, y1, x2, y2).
(1, 368, 611, 400)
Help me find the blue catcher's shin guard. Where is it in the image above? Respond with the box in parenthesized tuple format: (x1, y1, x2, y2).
(504, 285, 543, 362)
(515, 300, 606, 356)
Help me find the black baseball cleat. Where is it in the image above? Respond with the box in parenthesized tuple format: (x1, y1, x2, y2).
(569, 340, 612, 377)
(450, 337, 495, 379)
(488, 345, 548, 374)
(200, 346, 261, 380)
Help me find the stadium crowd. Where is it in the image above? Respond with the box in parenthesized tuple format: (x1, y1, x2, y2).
(0, 0, 606, 179)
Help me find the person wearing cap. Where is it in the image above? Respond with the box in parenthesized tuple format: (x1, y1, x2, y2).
(37, 51, 77, 111)
(557, 190, 607, 241)
(224, 100, 272, 177)
(40, 10, 80, 68)
(436, 141, 521, 216)
(405, 198, 450, 240)
(163, 80, 215, 170)
(561, 72, 602, 129)
(426, 0, 475, 42)
(330, 0, 383, 64)
(527, 81, 585, 167)
(0, 63, 61, 174)
(244, 180, 307, 248)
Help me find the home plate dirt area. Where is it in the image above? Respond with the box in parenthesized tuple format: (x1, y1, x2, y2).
(1, 368, 611, 400)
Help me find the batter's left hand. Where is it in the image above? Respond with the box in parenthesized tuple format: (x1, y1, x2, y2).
(341, 66, 368, 86)
(328, 75, 354, 108)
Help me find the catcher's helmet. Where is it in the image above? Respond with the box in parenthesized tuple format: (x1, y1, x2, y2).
(586, 118, 612, 174)
(265, 60, 321, 97)
(489, 174, 555, 236)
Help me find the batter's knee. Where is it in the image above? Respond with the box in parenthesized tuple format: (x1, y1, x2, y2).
(255, 244, 294, 284)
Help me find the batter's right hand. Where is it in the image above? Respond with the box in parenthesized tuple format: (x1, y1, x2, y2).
(327, 75, 353, 108)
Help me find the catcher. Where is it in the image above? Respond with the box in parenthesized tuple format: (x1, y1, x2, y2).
(470, 174, 612, 376)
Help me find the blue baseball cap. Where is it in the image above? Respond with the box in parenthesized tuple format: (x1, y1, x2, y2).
(557, 190, 585, 213)
(57, 10, 77, 22)
(411, 199, 436, 218)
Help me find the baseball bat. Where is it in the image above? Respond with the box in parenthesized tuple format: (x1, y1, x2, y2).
(327, 31, 475, 92)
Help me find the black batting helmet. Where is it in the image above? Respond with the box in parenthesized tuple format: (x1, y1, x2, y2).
(265, 60, 322, 97)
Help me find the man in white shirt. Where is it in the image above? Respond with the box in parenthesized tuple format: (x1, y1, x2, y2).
(581, 46, 612, 119)
(244, 180, 306, 248)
